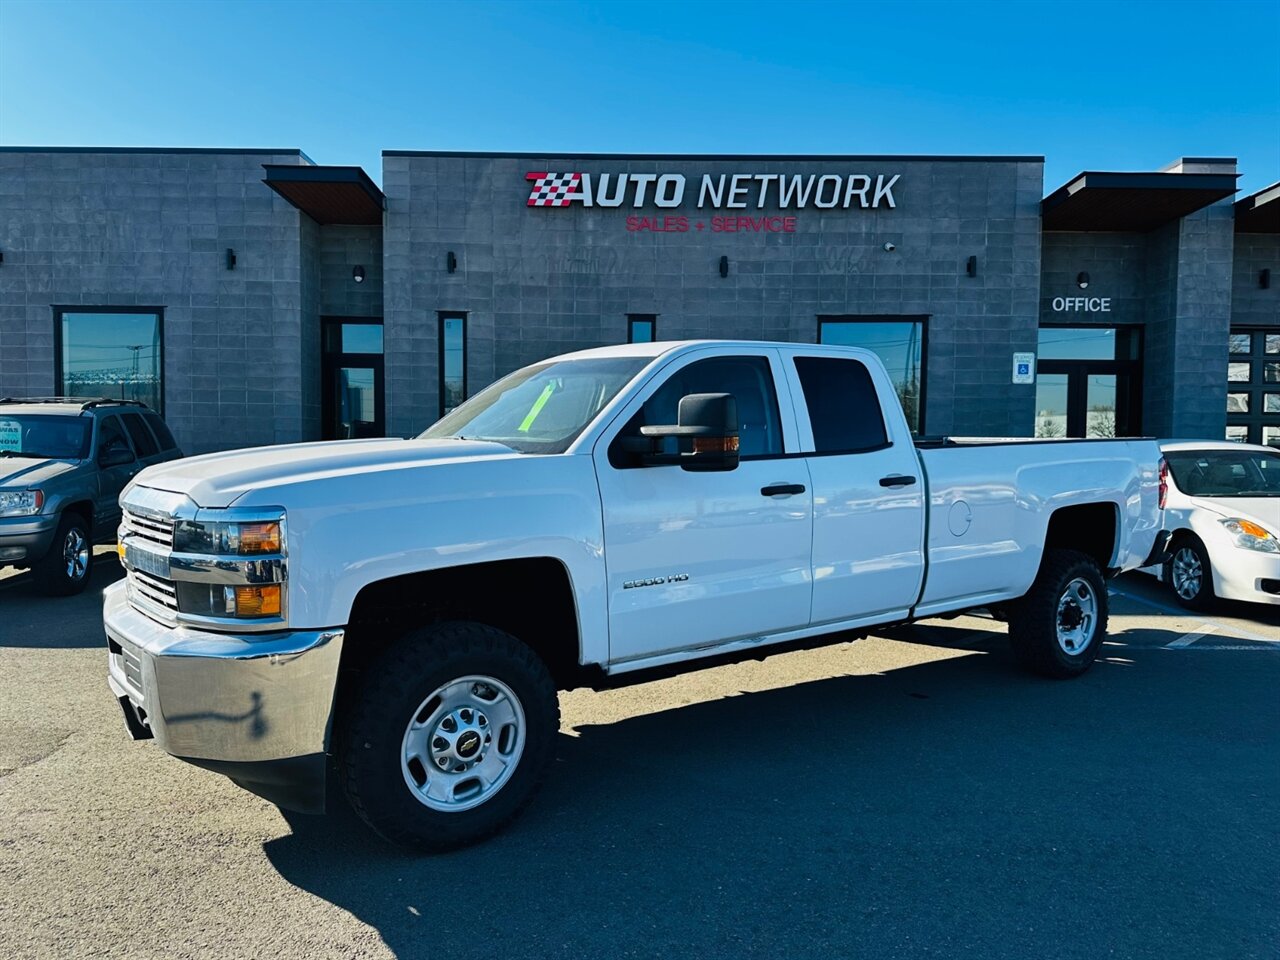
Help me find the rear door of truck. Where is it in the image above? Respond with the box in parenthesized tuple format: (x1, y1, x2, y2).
(779, 347, 927, 626)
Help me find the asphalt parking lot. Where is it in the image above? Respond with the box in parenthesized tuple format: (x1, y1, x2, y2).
(1, 551, 1277, 960)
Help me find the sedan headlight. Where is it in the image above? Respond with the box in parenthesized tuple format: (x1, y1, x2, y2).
(173, 518, 282, 555)
(1219, 518, 1280, 553)
(0, 489, 43, 518)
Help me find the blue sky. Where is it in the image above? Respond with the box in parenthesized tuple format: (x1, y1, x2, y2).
(1, 0, 1277, 194)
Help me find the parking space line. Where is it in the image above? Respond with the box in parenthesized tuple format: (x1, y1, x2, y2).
(1166, 625, 1218, 648)
(1110, 585, 1280, 645)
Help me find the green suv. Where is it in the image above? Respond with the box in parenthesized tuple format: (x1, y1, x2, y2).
(0, 398, 183, 595)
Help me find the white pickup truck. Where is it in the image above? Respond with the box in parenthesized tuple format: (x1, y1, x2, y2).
(106, 340, 1166, 849)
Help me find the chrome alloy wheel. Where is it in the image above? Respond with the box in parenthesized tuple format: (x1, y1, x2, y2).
(1055, 577, 1098, 656)
(63, 527, 89, 582)
(1171, 547, 1203, 601)
(400, 675, 526, 812)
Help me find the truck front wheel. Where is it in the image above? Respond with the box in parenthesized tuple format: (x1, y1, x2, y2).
(1007, 549, 1108, 679)
(339, 621, 559, 850)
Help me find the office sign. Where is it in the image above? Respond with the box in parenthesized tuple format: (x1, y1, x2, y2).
(1052, 297, 1111, 313)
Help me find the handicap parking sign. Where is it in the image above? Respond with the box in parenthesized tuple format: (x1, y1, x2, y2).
(1011, 352, 1036, 385)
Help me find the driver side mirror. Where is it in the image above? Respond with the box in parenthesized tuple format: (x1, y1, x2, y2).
(99, 445, 136, 468)
(637, 393, 740, 472)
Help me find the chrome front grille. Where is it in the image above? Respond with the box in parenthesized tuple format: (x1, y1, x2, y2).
(130, 568, 179, 612)
(122, 508, 174, 549)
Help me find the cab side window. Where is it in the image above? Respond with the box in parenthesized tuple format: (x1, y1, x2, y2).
(96, 416, 133, 462)
(610, 356, 783, 466)
(794, 356, 889, 453)
(121, 413, 160, 458)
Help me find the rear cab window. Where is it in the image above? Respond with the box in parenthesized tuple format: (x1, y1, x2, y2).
(793, 356, 889, 453)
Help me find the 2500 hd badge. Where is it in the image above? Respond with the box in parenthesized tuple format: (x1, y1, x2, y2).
(623, 573, 690, 589)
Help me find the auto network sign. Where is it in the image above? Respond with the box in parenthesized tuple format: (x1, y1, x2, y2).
(524, 170, 900, 233)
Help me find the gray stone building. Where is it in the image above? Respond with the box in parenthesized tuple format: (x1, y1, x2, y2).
(1, 147, 1276, 453)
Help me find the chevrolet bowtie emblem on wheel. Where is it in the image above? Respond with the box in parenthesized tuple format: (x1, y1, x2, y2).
(623, 574, 690, 590)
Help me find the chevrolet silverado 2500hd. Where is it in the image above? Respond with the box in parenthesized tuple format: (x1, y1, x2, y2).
(105, 340, 1166, 849)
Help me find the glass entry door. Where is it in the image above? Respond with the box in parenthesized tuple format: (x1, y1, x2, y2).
(1036, 326, 1141, 438)
(322, 318, 385, 440)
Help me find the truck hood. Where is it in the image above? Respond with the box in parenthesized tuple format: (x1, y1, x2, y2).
(1188, 496, 1280, 535)
(132, 437, 520, 508)
(0, 456, 80, 488)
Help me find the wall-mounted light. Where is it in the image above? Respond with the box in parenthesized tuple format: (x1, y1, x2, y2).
(966, 255, 978, 278)
(719, 255, 729, 278)
(225, 248, 236, 271)
(353, 265, 365, 284)
(1261, 268, 1271, 290)
(447, 251, 457, 274)
(1077, 271, 1090, 289)
(0, 248, 5, 265)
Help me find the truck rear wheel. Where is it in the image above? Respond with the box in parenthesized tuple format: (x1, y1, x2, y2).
(339, 621, 559, 851)
(1007, 548, 1108, 679)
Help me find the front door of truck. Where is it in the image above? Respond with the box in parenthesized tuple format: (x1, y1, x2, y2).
(594, 350, 814, 665)
(782, 351, 926, 625)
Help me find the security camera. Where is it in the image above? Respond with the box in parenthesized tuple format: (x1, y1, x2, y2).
(883, 241, 896, 252)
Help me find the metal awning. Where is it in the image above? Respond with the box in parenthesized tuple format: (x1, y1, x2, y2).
(1235, 181, 1280, 233)
(262, 165, 385, 226)
(1042, 171, 1239, 231)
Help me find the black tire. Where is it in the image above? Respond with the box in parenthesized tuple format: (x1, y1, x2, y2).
(33, 512, 93, 596)
(1165, 535, 1215, 611)
(1008, 548, 1108, 679)
(339, 621, 559, 851)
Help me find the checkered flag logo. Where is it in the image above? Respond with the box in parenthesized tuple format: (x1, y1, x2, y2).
(526, 171, 583, 207)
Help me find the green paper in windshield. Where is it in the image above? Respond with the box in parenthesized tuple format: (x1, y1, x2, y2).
(517, 383, 557, 433)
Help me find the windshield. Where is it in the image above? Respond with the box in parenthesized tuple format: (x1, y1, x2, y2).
(1166, 449, 1280, 498)
(421, 357, 650, 454)
(0, 414, 92, 460)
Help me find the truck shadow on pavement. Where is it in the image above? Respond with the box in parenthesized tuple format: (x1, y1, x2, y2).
(0, 549, 122, 648)
(263, 632, 1279, 960)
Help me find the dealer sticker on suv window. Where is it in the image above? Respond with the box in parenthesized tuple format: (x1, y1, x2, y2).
(0, 419, 21, 452)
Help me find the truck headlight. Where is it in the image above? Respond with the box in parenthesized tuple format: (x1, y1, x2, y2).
(173, 518, 282, 555)
(0, 490, 43, 518)
(1220, 518, 1280, 553)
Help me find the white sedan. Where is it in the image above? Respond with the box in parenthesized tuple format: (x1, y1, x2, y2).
(1151, 441, 1280, 609)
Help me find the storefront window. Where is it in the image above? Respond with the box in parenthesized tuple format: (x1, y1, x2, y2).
(440, 313, 467, 415)
(56, 309, 163, 412)
(1225, 326, 1280, 445)
(818, 317, 925, 434)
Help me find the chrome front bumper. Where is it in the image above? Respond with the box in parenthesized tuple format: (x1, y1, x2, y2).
(103, 580, 344, 811)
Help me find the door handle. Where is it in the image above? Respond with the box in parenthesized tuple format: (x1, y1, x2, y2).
(879, 475, 917, 488)
(761, 483, 806, 497)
